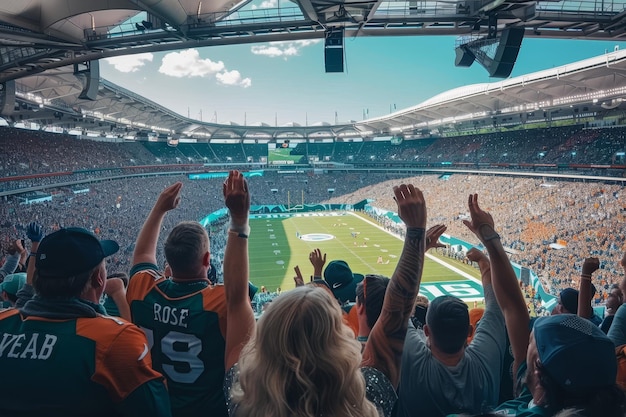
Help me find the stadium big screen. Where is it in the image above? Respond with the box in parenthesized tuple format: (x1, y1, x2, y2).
(267, 141, 304, 165)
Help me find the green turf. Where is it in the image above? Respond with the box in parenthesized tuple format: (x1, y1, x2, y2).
(248, 212, 483, 300)
(267, 148, 304, 163)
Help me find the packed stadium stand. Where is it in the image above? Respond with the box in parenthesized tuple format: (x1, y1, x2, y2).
(5, 3, 626, 416)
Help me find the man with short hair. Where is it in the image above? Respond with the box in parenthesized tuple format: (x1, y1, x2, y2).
(396, 211, 506, 417)
(354, 274, 390, 348)
(127, 176, 241, 417)
(0, 227, 170, 416)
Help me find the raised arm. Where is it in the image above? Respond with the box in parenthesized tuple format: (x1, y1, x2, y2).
(466, 248, 492, 290)
(104, 278, 132, 321)
(309, 248, 326, 279)
(578, 257, 599, 320)
(16, 222, 44, 308)
(15, 239, 27, 272)
(222, 170, 255, 370)
(362, 183, 426, 388)
(132, 182, 182, 268)
(463, 194, 529, 379)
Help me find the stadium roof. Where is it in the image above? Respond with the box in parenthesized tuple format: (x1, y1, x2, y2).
(356, 49, 626, 134)
(2, 0, 626, 82)
(3, 1, 626, 137)
(8, 48, 626, 140)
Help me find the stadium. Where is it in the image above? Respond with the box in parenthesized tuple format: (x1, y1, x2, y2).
(1, 1, 626, 417)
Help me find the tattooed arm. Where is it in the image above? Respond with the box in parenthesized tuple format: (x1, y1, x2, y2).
(362, 184, 426, 389)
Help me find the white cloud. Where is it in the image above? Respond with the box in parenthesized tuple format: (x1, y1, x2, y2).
(216, 70, 252, 88)
(158, 49, 251, 88)
(251, 0, 278, 9)
(251, 39, 321, 59)
(159, 49, 225, 78)
(105, 53, 153, 72)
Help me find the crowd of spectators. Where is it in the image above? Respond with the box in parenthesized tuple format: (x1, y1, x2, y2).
(1, 124, 624, 187)
(0, 168, 624, 308)
(327, 174, 626, 302)
(2, 169, 625, 417)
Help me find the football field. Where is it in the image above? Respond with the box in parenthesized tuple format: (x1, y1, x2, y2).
(248, 212, 484, 301)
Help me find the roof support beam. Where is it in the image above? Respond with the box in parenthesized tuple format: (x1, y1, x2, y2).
(128, 0, 189, 28)
(296, 0, 320, 22)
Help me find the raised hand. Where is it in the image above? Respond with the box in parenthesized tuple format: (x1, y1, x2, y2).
(466, 247, 487, 264)
(582, 257, 600, 276)
(393, 184, 426, 229)
(293, 265, 304, 287)
(426, 224, 447, 251)
(223, 171, 250, 227)
(154, 182, 182, 214)
(462, 194, 498, 244)
(308, 248, 326, 276)
(26, 222, 44, 243)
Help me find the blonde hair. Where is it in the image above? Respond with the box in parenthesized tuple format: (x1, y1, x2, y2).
(232, 286, 379, 417)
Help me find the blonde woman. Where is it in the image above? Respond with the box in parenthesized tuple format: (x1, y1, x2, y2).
(223, 182, 427, 417)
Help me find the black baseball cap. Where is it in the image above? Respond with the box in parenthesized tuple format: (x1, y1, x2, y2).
(36, 228, 119, 278)
(324, 260, 364, 304)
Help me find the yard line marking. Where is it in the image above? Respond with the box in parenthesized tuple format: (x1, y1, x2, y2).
(347, 211, 482, 285)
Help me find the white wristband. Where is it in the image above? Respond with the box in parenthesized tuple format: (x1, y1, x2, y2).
(229, 222, 250, 237)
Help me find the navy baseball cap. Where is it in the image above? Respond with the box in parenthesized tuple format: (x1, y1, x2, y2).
(534, 314, 617, 393)
(36, 228, 119, 278)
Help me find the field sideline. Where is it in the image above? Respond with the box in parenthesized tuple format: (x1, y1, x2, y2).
(248, 212, 485, 301)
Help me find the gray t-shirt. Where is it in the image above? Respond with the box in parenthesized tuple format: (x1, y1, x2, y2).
(396, 284, 506, 417)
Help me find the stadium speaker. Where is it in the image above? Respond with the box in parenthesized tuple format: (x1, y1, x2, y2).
(74, 60, 100, 101)
(488, 27, 525, 78)
(324, 28, 344, 73)
(454, 45, 475, 67)
(0, 80, 15, 116)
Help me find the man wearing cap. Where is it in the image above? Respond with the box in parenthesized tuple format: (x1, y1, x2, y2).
(466, 314, 624, 417)
(553, 286, 602, 326)
(0, 227, 171, 417)
(323, 260, 365, 305)
(448, 196, 625, 417)
(0, 272, 26, 309)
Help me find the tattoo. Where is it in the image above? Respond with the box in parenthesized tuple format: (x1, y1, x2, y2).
(363, 227, 425, 387)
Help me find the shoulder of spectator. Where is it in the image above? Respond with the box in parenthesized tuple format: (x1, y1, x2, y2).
(15, 283, 35, 309)
(405, 320, 427, 345)
(129, 262, 160, 278)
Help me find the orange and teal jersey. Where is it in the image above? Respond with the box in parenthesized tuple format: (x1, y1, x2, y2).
(127, 264, 228, 417)
(0, 308, 170, 417)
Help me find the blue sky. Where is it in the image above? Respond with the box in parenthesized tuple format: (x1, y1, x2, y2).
(101, 21, 625, 126)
